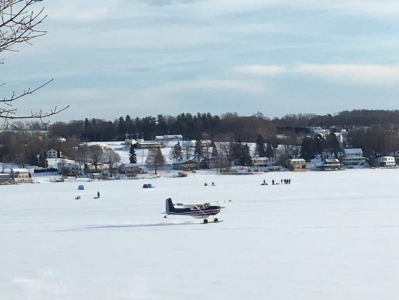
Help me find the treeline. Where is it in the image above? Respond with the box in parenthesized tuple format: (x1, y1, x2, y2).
(3, 109, 399, 168)
(274, 109, 399, 128)
(45, 109, 399, 143)
(48, 112, 275, 142)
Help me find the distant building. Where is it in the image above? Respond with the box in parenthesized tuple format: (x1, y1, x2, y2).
(136, 141, 164, 149)
(110, 162, 123, 175)
(10, 168, 33, 183)
(308, 127, 329, 138)
(317, 158, 342, 171)
(0, 173, 13, 184)
(85, 163, 109, 174)
(88, 173, 101, 180)
(288, 158, 308, 171)
(155, 135, 183, 143)
(251, 157, 269, 168)
(251, 157, 270, 172)
(47, 149, 60, 158)
(61, 163, 83, 176)
(377, 156, 396, 167)
(341, 148, 366, 166)
(122, 163, 142, 177)
(172, 159, 198, 171)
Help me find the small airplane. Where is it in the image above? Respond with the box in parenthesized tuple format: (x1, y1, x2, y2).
(164, 198, 232, 224)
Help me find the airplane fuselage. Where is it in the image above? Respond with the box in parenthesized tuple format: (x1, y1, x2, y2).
(165, 198, 221, 219)
(167, 206, 221, 218)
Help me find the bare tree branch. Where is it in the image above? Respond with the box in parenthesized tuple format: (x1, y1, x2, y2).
(0, 0, 47, 53)
(0, 0, 69, 127)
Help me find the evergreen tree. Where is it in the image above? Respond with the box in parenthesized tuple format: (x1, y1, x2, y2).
(194, 139, 203, 162)
(171, 142, 183, 161)
(156, 114, 169, 135)
(211, 141, 218, 158)
(239, 144, 252, 166)
(255, 133, 267, 157)
(125, 115, 135, 137)
(265, 143, 274, 160)
(313, 134, 325, 157)
(232, 139, 243, 163)
(300, 137, 315, 161)
(325, 132, 341, 157)
(117, 116, 127, 140)
(135, 117, 143, 139)
(129, 144, 137, 163)
(82, 118, 93, 141)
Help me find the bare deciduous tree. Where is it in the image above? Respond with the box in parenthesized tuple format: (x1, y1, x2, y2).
(0, 0, 69, 127)
(75, 144, 90, 171)
(169, 142, 183, 161)
(103, 149, 121, 177)
(88, 145, 104, 173)
(145, 146, 165, 175)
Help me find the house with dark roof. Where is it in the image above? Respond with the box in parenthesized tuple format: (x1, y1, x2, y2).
(172, 159, 198, 171)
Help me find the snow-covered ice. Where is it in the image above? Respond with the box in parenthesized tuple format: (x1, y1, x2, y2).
(1, 168, 399, 299)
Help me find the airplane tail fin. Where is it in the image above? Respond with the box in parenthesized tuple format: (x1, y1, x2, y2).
(165, 198, 175, 213)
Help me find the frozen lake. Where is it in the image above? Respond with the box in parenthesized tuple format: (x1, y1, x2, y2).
(1, 168, 399, 299)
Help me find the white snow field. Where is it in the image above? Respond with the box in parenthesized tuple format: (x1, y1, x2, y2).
(2, 168, 399, 300)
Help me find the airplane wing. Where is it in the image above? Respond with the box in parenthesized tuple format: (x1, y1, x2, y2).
(208, 200, 232, 205)
(175, 202, 206, 207)
(175, 200, 232, 207)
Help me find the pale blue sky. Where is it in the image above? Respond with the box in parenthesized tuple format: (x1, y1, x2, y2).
(3, 0, 399, 122)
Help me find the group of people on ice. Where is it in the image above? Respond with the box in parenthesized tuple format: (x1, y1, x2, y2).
(262, 178, 292, 185)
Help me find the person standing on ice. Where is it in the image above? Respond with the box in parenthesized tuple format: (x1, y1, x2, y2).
(97, 191, 100, 198)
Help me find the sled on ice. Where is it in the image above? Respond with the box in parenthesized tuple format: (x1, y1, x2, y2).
(164, 198, 231, 224)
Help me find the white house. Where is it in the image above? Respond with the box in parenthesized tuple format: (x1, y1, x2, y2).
(0, 173, 13, 184)
(172, 159, 198, 171)
(136, 141, 164, 149)
(377, 156, 396, 167)
(47, 149, 60, 158)
(251, 157, 269, 172)
(10, 168, 33, 183)
(155, 135, 183, 142)
(317, 158, 342, 171)
(309, 127, 329, 138)
(85, 163, 109, 174)
(61, 163, 83, 176)
(341, 148, 366, 166)
(288, 158, 308, 171)
(122, 163, 142, 177)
